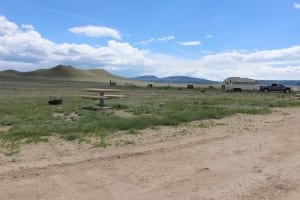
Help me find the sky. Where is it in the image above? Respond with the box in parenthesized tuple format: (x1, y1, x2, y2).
(0, 0, 300, 80)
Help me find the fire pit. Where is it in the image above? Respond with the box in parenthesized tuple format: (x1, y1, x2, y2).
(48, 97, 63, 105)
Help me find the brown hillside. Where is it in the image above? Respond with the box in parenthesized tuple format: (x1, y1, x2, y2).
(0, 65, 134, 83)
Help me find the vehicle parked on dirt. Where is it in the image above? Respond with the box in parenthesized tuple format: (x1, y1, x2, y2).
(221, 77, 259, 91)
(259, 83, 291, 93)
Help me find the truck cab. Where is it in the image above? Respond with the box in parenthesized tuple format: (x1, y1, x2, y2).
(259, 83, 291, 93)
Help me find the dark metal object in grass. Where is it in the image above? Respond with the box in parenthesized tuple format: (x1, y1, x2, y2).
(48, 96, 63, 105)
(109, 80, 116, 86)
(187, 84, 194, 89)
(232, 88, 242, 92)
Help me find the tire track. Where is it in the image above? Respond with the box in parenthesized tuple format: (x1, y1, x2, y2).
(0, 134, 231, 179)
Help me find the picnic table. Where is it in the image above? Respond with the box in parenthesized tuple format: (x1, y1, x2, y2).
(80, 88, 124, 108)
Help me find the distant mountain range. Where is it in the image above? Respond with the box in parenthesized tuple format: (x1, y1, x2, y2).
(133, 75, 300, 86)
(0, 65, 299, 86)
(133, 75, 218, 84)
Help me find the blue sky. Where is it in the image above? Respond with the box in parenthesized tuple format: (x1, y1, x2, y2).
(0, 0, 300, 80)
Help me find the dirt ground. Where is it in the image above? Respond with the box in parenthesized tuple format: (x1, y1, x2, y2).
(0, 107, 300, 200)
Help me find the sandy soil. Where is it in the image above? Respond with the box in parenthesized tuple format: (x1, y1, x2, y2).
(0, 107, 300, 200)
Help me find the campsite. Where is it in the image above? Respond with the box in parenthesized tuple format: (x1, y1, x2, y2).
(0, 66, 300, 199)
(1, 1, 300, 199)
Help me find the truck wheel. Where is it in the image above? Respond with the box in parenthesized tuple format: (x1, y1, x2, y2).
(284, 89, 290, 93)
(263, 88, 268, 92)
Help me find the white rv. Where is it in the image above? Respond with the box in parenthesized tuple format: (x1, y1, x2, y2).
(221, 77, 259, 91)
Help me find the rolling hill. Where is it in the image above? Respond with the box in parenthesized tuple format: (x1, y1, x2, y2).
(0, 65, 131, 83)
(2, 65, 298, 86)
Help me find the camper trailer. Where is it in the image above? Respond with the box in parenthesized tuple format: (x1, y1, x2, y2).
(221, 77, 259, 91)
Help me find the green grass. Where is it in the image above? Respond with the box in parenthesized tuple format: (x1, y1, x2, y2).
(1, 79, 300, 154)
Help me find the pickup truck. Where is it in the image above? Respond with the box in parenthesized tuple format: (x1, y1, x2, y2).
(259, 83, 291, 93)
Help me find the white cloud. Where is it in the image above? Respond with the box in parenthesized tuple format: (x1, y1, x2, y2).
(69, 25, 121, 40)
(192, 49, 300, 80)
(141, 49, 300, 80)
(136, 35, 175, 46)
(1, 16, 300, 81)
(0, 16, 149, 71)
(0, 15, 18, 35)
(136, 38, 155, 46)
(179, 41, 201, 46)
(205, 35, 213, 39)
(294, 3, 300, 9)
(21, 24, 35, 31)
(158, 35, 175, 42)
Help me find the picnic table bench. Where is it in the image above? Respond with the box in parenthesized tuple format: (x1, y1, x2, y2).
(80, 88, 124, 108)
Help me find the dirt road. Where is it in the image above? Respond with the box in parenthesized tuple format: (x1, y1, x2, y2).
(0, 108, 299, 200)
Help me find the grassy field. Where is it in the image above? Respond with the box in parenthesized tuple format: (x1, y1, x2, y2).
(1, 78, 300, 155)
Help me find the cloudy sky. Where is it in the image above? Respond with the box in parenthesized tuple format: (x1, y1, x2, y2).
(0, 0, 300, 80)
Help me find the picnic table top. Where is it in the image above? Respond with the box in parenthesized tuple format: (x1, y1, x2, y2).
(86, 88, 121, 92)
(80, 95, 109, 99)
(80, 94, 124, 100)
(104, 94, 125, 98)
